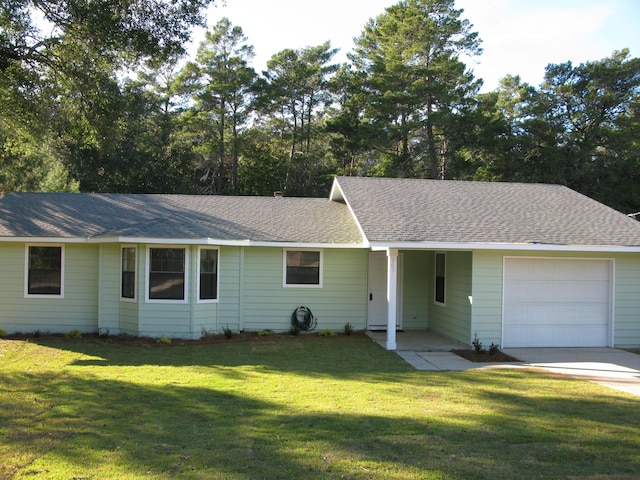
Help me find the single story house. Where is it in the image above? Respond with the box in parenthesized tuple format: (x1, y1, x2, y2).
(1, 176, 639, 350)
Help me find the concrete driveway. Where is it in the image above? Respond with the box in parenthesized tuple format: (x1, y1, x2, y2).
(398, 347, 640, 396)
(503, 348, 640, 396)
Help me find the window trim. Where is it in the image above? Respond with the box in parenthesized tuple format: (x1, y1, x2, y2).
(24, 244, 65, 299)
(434, 252, 446, 306)
(145, 245, 189, 304)
(283, 248, 323, 288)
(120, 245, 137, 302)
(197, 246, 219, 304)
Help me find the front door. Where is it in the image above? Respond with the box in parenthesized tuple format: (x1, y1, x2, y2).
(367, 252, 403, 330)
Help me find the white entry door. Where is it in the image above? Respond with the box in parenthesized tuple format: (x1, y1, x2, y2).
(503, 258, 612, 347)
(367, 252, 403, 330)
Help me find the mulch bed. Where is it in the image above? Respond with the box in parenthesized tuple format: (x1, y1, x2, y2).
(452, 349, 520, 363)
(3, 331, 366, 346)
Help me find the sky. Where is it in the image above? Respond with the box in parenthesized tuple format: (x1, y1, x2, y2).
(190, 0, 640, 92)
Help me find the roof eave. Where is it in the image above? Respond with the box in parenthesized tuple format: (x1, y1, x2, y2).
(368, 241, 640, 253)
(0, 235, 366, 249)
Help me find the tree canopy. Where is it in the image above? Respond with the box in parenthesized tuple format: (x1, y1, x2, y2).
(1, 0, 639, 216)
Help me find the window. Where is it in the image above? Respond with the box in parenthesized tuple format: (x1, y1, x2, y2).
(148, 247, 186, 301)
(26, 245, 63, 297)
(121, 247, 136, 300)
(435, 252, 446, 305)
(284, 249, 322, 287)
(198, 248, 219, 301)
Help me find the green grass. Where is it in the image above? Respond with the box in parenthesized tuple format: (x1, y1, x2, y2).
(1, 335, 640, 479)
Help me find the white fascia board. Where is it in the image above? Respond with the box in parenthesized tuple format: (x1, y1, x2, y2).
(247, 241, 366, 249)
(367, 241, 640, 253)
(88, 236, 245, 246)
(90, 236, 366, 249)
(0, 236, 88, 243)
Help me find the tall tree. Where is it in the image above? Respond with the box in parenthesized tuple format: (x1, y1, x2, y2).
(471, 51, 640, 214)
(348, 0, 482, 178)
(1, 0, 215, 192)
(255, 42, 339, 194)
(177, 18, 256, 194)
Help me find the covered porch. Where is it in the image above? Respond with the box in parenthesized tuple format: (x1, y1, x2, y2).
(368, 248, 473, 350)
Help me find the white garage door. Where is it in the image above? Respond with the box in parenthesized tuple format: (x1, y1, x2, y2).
(503, 258, 612, 347)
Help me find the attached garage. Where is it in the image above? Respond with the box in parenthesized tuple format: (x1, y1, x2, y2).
(502, 257, 613, 347)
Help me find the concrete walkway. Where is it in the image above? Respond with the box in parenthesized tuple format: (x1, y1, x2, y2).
(396, 348, 640, 397)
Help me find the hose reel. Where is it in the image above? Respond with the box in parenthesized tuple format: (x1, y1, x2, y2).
(291, 305, 317, 331)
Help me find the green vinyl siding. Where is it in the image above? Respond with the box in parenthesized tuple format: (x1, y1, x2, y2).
(470, 250, 504, 345)
(0, 243, 99, 334)
(401, 251, 430, 329)
(613, 253, 640, 348)
(429, 251, 472, 344)
(98, 243, 122, 334)
(241, 247, 367, 332)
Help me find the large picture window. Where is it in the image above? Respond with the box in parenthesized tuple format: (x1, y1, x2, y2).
(435, 252, 446, 305)
(284, 250, 322, 287)
(148, 247, 186, 301)
(198, 248, 219, 301)
(121, 247, 136, 300)
(27, 245, 63, 296)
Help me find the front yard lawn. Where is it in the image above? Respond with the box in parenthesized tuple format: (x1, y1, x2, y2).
(1, 335, 639, 479)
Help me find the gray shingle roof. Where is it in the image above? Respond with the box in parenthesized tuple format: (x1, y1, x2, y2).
(0, 193, 363, 244)
(334, 176, 640, 247)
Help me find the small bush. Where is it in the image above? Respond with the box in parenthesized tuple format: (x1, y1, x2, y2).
(489, 343, 500, 355)
(99, 328, 110, 338)
(66, 329, 82, 338)
(472, 333, 485, 353)
(289, 325, 301, 336)
(0, 329, 6, 338)
(344, 322, 354, 336)
(258, 329, 274, 337)
(201, 326, 216, 339)
(318, 329, 336, 337)
(155, 336, 171, 344)
(222, 325, 233, 339)
(33, 329, 41, 338)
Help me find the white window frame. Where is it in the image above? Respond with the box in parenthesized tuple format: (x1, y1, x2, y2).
(24, 244, 65, 299)
(434, 252, 446, 306)
(283, 248, 323, 288)
(145, 245, 189, 304)
(197, 246, 220, 304)
(120, 245, 137, 302)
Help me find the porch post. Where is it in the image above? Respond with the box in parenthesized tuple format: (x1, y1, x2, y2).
(386, 248, 398, 350)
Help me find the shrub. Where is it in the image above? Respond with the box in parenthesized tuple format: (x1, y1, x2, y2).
(489, 343, 501, 355)
(155, 336, 171, 344)
(200, 326, 216, 340)
(344, 322, 354, 336)
(258, 329, 274, 337)
(222, 325, 233, 339)
(66, 329, 82, 338)
(318, 329, 336, 337)
(99, 328, 110, 338)
(0, 329, 6, 338)
(472, 333, 485, 353)
(33, 329, 41, 338)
